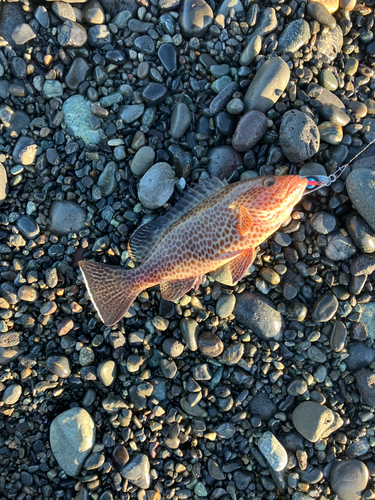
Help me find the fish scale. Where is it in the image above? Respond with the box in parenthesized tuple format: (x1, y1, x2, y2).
(79, 174, 308, 326)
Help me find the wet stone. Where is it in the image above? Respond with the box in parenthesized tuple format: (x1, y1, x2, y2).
(215, 111, 236, 136)
(142, 83, 168, 106)
(135, 35, 155, 55)
(198, 331, 224, 357)
(311, 292, 338, 322)
(330, 320, 347, 352)
(65, 58, 91, 90)
(16, 215, 39, 239)
(158, 43, 177, 74)
(170, 103, 191, 139)
(325, 233, 357, 261)
(88, 25, 111, 48)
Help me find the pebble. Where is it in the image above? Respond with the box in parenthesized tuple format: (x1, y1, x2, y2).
(142, 83, 168, 106)
(83, 0, 105, 24)
(58, 21, 87, 48)
(311, 292, 338, 322)
(162, 338, 184, 357)
(330, 460, 369, 500)
(244, 57, 290, 114)
(345, 342, 375, 371)
(347, 169, 375, 232)
(330, 320, 347, 352)
(234, 292, 285, 341)
(62, 95, 101, 145)
(47, 356, 71, 378)
(325, 233, 357, 261)
(65, 58, 91, 90)
(158, 43, 177, 74)
(307, 1, 336, 29)
(318, 122, 343, 145)
(207, 145, 242, 179)
(220, 342, 244, 365)
(232, 111, 267, 152)
(121, 454, 150, 489)
(258, 431, 288, 471)
(52, 1, 76, 22)
(179, 0, 213, 38)
(11, 24, 36, 45)
(97, 360, 117, 386)
(180, 318, 199, 351)
(138, 162, 175, 209)
(96, 161, 118, 197)
(356, 369, 375, 407)
(215, 294, 236, 318)
(210, 81, 239, 115)
(279, 110, 320, 163)
(360, 303, 375, 339)
(170, 103, 191, 139)
(12, 137, 37, 166)
(130, 146, 155, 176)
(120, 104, 144, 124)
(278, 20, 311, 53)
(292, 401, 343, 442)
(48, 201, 86, 235)
(2, 384, 22, 405)
(88, 25, 111, 48)
(239, 35, 262, 66)
(0, 163, 8, 205)
(50, 408, 96, 477)
(310, 212, 337, 234)
(346, 214, 375, 254)
(316, 25, 343, 61)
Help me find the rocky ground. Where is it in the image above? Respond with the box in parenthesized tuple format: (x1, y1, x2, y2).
(1, 0, 375, 499)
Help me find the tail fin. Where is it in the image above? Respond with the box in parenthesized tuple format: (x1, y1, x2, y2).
(79, 261, 142, 326)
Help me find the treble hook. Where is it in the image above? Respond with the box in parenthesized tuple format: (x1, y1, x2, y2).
(301, 138, 375, 194)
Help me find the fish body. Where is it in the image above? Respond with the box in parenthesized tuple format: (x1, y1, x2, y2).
(79, 175, 308, 326)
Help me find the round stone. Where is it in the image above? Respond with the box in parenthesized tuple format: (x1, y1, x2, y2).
(318, 122, 343, 144)
(278, 19, 311, 53)
(138, 162, 175, 209)
(330, 460, 369, 500)
(258, 431, 288, 471)
(346, 214, 375, 254)
(170, 103, 191, 139)
(16, 215, 39, 239)
(18, 285, 38, 302)
(162, 338, 184, 358)
(325, 233, 357, 261)
(179, 0, 213, 38)
(310, 212, 337, 234)
(330, 320, 347, 352)
(198, 331, 224, 357)
(130, 146, 155, 177)
(2, 383, 22, 405)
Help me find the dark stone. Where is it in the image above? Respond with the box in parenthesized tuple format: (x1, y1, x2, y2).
(142, 83, 168, 105)
(158, 43, 178, 74)
(215, 111, 236, 136)
(248, 392, 277, 422)
(207, 145, 242, 179)
(65, 58, 92, 90)
(346, 343, 375, 372)
(311, 292, 338, 322)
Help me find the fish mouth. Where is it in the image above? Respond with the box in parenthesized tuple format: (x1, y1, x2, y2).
(285, 175, 308, 199)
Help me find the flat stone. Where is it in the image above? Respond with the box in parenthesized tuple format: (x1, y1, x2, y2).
(47, 356, 71, 378)
(121, 454, 150, 489)
(11, 24, 36, 45)
(88, 25, 111, 48)
(130, 146, 155, 176)
(244, 57, 290, 114)
(48, 200, 86, 235)
(292, 401, 343, 442)
(16, 215, 39, 239)
(359, 303, 375, 339)
(249, 392, 277, 422)
(142, 83, 167, 106)
(253, 7, 278, 36)
(138, 162, 175, 209)
(330, 460, 369, 500)
(158, 43, 177, 74)
(0, 3, 25, 47)
(100, 0, 138, 16)
(52, 2, 76, 22)
(234, 292, 285, 341)
(216, 294, 236, 318)
(307, 84, 346, 111)
(97, 360, 117, 386)
(43, 80, 64, 99)
(198, 332, 224, 357)
(318, 122, 343, 145)
(347, 169, 375, 232)
(50, 408, 96, 477)
(307, 1, 336, 29)
(180, 0, 213, 38)
(2, 384, 22, 405)
(311, 292, 338, 322)
(120, 104, 144, 124)
(232, 111, 268, 152)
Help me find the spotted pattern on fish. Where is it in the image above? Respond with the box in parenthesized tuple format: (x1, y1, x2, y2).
(79, 175, 308, 326)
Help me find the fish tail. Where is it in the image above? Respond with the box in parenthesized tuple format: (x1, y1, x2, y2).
(79, 261, 143, 326)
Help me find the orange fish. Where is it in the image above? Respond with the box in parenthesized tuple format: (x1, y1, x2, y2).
(79, 175, 308, 326)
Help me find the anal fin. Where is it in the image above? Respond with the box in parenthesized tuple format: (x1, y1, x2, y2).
(237, 205, 254, 236)
(228, 248, 255, 284)
(160, 276, 201, 301)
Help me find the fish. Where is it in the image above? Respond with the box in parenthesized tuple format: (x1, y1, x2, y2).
(79, 175, 308, 326)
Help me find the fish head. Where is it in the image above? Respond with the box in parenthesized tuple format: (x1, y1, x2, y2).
(239, 175, 308, 227)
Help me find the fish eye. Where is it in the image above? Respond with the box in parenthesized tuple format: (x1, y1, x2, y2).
(263, 176, 276, 187)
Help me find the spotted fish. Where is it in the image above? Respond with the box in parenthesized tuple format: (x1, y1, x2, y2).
(79, 175, 308, 326)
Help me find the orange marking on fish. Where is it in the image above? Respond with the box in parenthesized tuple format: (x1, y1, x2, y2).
(79, 175, 308, 326)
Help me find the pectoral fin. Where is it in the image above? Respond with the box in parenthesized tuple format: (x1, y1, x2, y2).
(160, 276, 201, 301)
(228, 248, 256, 284)
(237, 205, 254, 236)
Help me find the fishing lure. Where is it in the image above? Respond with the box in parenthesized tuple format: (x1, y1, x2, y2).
(302, 138, 375, 194)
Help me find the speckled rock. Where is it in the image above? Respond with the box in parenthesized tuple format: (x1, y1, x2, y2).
(279, 110, 320, 163)
(292, 401, 343, 442)
(232, 111, 268, 152)
(278, 19, 311, 53)
(258, 431, 288, 471)
(48, 201, 86, 235)
(62, 95, 101, 145)
(138, 162, 175, 209)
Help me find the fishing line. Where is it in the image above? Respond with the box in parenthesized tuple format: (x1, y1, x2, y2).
(301, 137, 375, 194)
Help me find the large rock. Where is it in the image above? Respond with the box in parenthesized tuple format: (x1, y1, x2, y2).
(356, 369, 375, 407)
(292, 401, 343, 442)
(232, 111, 268, 152)
(50, 408, 96, 477)
(279, 110, 320, 163)
(234, 292, 285, 341)
(244, 57, 290, 114)
(207, 145, 243, 179)
(62, 95, 101, 145)
(330, 460, 369, 500)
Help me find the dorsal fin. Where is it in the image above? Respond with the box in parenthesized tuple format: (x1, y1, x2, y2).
(129, 177, 227, 262)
